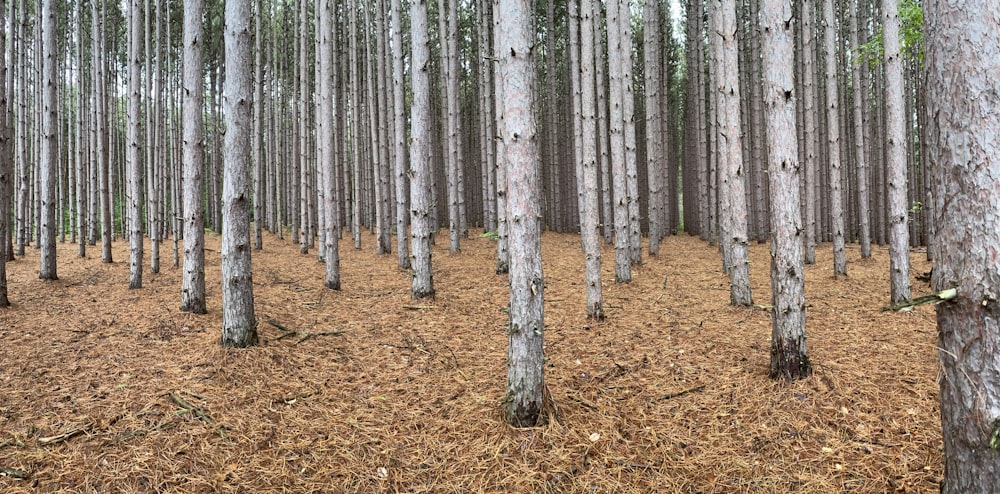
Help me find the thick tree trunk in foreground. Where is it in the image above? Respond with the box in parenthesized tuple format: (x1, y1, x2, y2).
(498, 0, 545, 428)
(409, 0, 435, 299)
(927, 0, 1000, 490)
(220, 0, 258, 348)
(180, 0, 207, 314)
(883, 0, 910, 305)
(761, 0, 810, 380)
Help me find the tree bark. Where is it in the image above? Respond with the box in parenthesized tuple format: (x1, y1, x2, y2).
(761, 0, 810, 380)
(38, 0, 58, 280)
(391, 0, 410, 269)
(0, 0, 9, 306)
(643, 0, 662, 256)
(221, 0, 258, 348)
(127, 0, 144, 288)
(883, 0, 910, 304)
(320, 0, 341, 289)
(715, 0, 753, 306)
(823, 0, 846, 276)
(606, 0, 631, 283)
(580, 0, 604, 321)
(498, 0, 546, 428)
(180, 0, 207, 314)
(927, 0, 1000, 489)
(409, 0, 435, 298)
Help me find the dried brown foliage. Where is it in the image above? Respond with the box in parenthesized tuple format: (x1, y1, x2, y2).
(0, 232, 940, 492)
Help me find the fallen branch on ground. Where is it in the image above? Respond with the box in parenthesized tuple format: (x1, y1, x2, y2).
(168, 392, 214, 425)
(651, 385, 705, 402)
(0, 466, 28, 479)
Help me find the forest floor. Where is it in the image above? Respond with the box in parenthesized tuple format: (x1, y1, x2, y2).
(0, 230, 940, 493)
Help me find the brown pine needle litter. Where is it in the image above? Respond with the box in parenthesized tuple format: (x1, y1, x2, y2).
(0, 232, 941, 492)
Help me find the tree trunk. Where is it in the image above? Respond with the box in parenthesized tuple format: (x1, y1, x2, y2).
(927, 0, 1000, 489)
(126, 0, 144, 288)
(606, 0, 631, 283)
(493, 1, 509, 275)
(715, 0, 752, 306)
(180, 0, 207, 314)
(253, 0, 264, 251)
(0, 0, 9, 306)
(761, 0, 810, 380)
(391, 0, 410, 270)
(38, 0, 58, 280)
(799, 0, 817, 264)
(580, 0, 604, 321)
(643, 0, 662, 256)
(409, 0, 435, 298)
(823, 0, 846, 276)
(498, 0, 546, 428)
(220, 0, 258, 348)
(883, 0, 910, 304)
(850, 0, 871, 259)
(320, 0, 341, 289)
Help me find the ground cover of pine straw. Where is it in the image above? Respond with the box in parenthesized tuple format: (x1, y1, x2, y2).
(0, 230, 940, 493)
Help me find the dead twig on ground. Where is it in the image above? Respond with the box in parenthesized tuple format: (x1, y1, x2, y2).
(651, 385, 705, 402)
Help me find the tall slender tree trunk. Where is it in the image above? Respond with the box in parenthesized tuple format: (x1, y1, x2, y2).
(320, 0, 341, 289)
(883, 0, 909, 304)
(580, 0, 604, 321)
(801, 0, 817, 264)
(618, 0, 642, 265)
(850, 0, 871, 258)
(927, 0, 1000, 488)
(391, 0, 410, 269)
(127, 0, 144, 289)
(606, 0, 631, 283)
(498, 0, 546, 428)
(221, 0, 258, 348)
(253, 0, 264, 251)
(823, 0, 846, 276)
(493, 1, 509, 275)
(716, 0, 752, 305)
(0, 0, 9, 306)
(643, 0, 662, 256)
(762, 0, 810, 380)
(38, 0, 58, 280)
(180, 0, 207, 314)
(409, 0, 435, 298)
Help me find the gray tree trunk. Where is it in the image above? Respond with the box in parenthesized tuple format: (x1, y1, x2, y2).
(580, 0, 604, 321)
(850, 0, 871, 259)
(716, 0, 752, 306)
(180, 0, 207, 314)
(883, 0, 910, 304)
(253, 0, 264, 251)
(320, 0, 341, 289)
(220, 0, 258, 348)
(127, 0, 144, 289)
(0, 0, 9, 306)
(493, 1, 509, 275)
(926, 0, 1000, 489)
(618, 0, 641, 265)
(606, 0, 631, 283)
(801, 0, 817, 264)
(391, 0, 410, 269)
(409, 0, 435, 298)
(823, 0, 846, 276)
(38, 0, 58, 280)
(643, 0, 662, 256)
(761, 0, 810, 380)
(498, 0, 545, 428)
